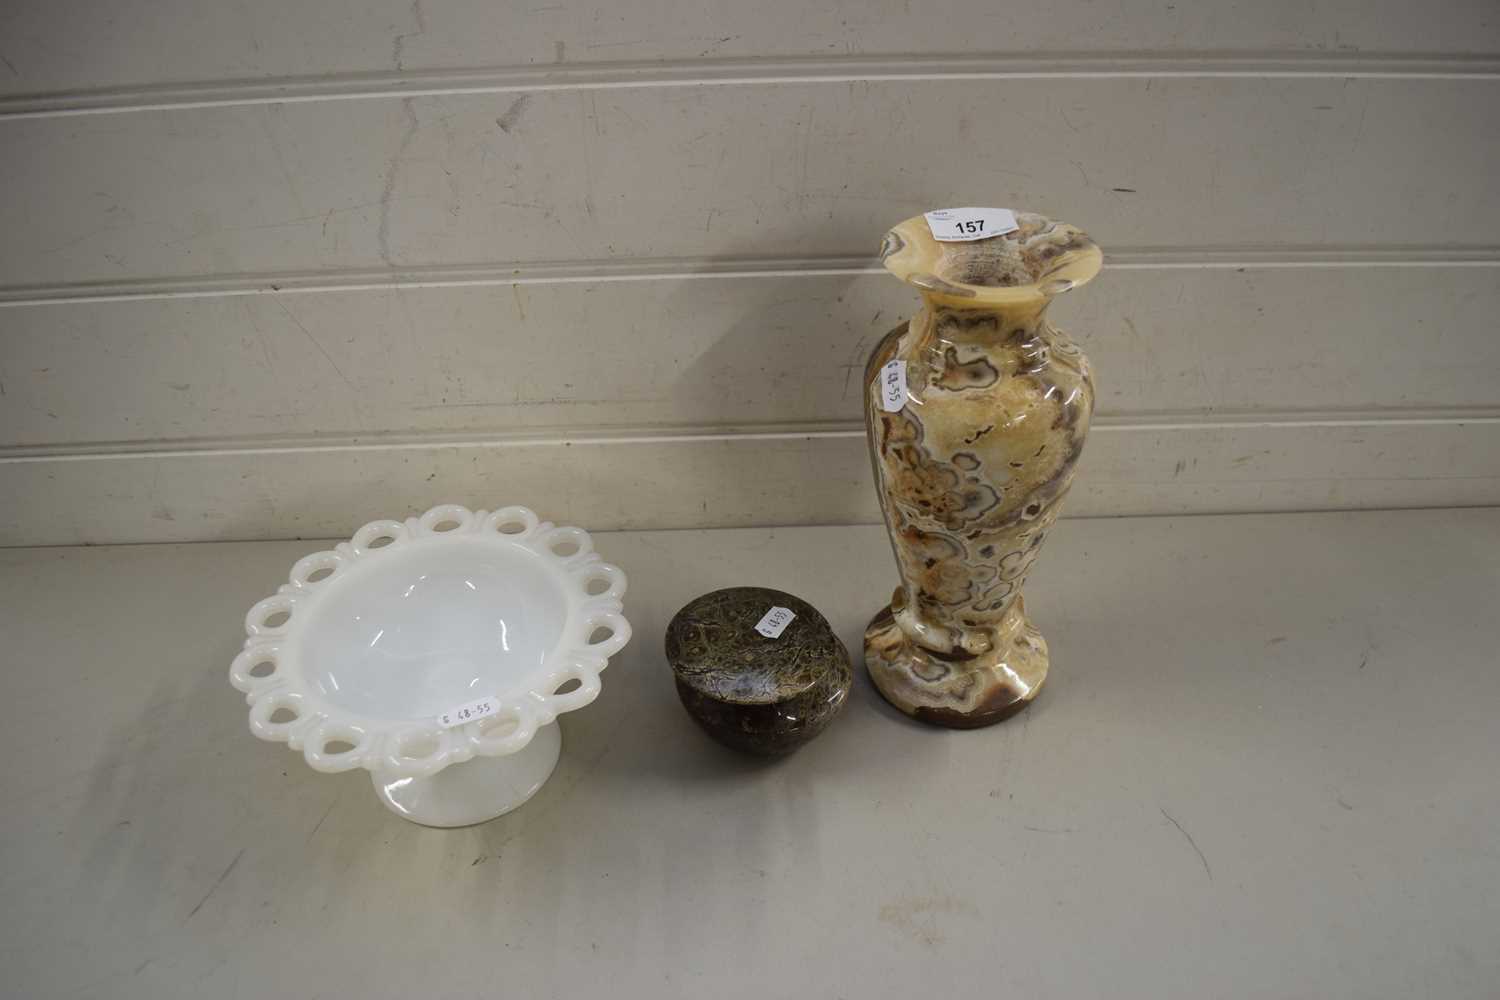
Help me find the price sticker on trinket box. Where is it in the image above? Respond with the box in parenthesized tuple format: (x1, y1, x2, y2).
(878, 359, 909, 412)
(437, 696, 500, 729)
(924, 207, 1018, 242)
(755, 606, 796, 639)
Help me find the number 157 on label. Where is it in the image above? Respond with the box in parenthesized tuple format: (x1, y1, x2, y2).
(924, 207, 1019, 243)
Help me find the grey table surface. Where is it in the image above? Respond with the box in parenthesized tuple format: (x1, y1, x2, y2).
(2, 509, 1497, 999)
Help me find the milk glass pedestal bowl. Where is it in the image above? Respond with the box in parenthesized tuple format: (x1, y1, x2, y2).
(229, 505, 630, 827)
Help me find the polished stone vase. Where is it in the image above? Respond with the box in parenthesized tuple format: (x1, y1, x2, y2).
(863, 212, 1101, 728)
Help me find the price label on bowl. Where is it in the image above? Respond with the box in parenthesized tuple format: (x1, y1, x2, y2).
(877, 359, 909, 412)
(755, 606, 796, 639)
(924, 207, 1018, 242)
(437, 696, 500, 729)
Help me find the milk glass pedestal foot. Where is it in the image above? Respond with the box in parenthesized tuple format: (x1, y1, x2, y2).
(229, 504, 631, 827)
(373, 722, 560, 826)
(863, 212, 1101, 728)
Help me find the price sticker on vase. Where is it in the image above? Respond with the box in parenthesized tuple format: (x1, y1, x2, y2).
(437, 696, 501, 729)
(755, 606, 796, 639)
(878, 359, 909, 413)
(924, 207, 1018, 243)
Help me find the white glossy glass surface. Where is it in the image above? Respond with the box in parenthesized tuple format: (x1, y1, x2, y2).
(298, 545, 566, 721)
(229, 504, 631, 827)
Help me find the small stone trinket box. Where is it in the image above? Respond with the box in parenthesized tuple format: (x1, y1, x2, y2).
(666, 587, 852, 756)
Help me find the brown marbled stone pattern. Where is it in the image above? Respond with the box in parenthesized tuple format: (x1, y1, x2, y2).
(864, 212, 1101, 728)
(666, 587, 852, 756)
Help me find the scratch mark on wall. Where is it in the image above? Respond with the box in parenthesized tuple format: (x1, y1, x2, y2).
(378, 98, 420, 267)
(0, 50, 18, 77)
(578, 92, 599, 223)
(496, 94, 531, 133)
(1351, 87, 1371, 150)
(186, 848, 245, 920)
(841, 332, 871, 400)
(306, 795, 339, 842)
(259, 108, 307, 216)
(157, 201, 386, 244)
(1160, 807, 1213, 881)
(391, 0, 427, 71)
(798, 105, 815, 214)
(276, 300, 354, 390)
(490, 199, 549, 212)
(240, 300, 276, 372)
(37, 223, 136, 256)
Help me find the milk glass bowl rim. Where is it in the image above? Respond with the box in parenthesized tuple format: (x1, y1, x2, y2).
(229, 504, 630, 780)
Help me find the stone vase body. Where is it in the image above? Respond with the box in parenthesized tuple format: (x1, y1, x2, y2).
(863, 212, 1102, 728)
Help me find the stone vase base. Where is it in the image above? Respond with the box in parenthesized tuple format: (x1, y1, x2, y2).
(864, 596, 1048, 729)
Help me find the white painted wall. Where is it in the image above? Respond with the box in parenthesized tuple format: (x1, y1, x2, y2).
(1, 2, 1497, 544)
